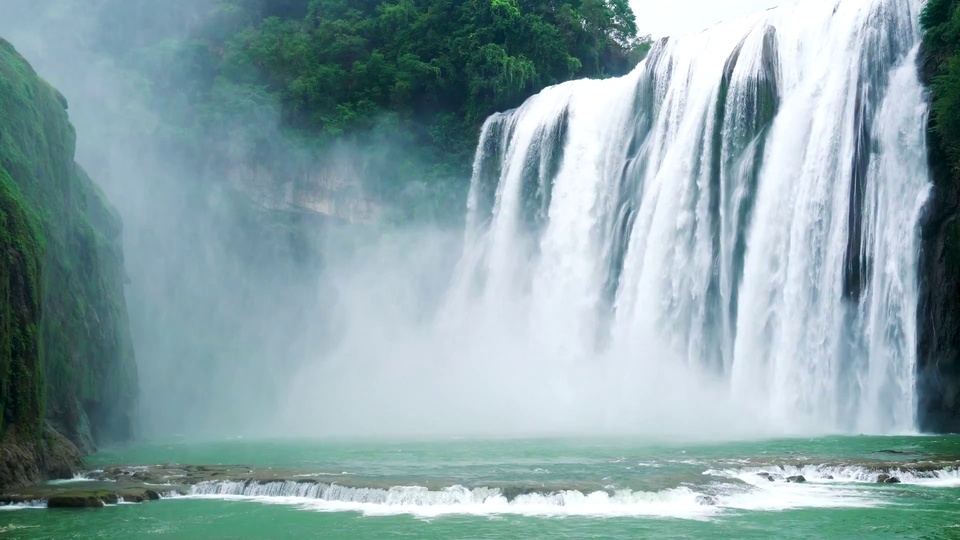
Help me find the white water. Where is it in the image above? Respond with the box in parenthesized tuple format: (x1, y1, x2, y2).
(0, 501, 46, 511)
(450, 0, 930, 434)
(708, 463, 960, 487)
(46, 474, 105, 485)
(183, 459, 960, 518)
(185, 479, 884, 519)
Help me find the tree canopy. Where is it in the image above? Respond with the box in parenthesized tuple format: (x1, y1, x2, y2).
(923, 0, 960, 170)
(94, 0, 652, 220)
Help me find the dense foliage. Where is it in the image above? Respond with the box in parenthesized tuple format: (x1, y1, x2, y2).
(91, 0, 651, 220)
(922, 0, 960, 279)
(923, 0, 960, 171)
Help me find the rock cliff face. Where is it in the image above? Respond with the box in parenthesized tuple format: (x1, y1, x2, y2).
(228, 158, 383, 225)
(918, 0, 960, 433)
(0, 38, 137, 487)
(917, 116, 960, 433)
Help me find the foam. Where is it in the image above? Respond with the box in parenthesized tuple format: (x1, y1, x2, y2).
(178, 477, 893, 519)
(47, 473, 108, 485)
(706, 464, 960, 487)
(183, 481, 719, 519)
(0, 500, 46, 510)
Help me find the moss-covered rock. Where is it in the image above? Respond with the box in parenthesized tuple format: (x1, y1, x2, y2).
(46, 491, 118, 508)
(919, 0, 960, 432)
(0, 169, 44, 440)
(1, 479, 175, 509)
(0, 37, 137, 482)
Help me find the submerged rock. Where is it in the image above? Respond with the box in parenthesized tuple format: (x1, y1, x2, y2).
(786, 475, 806, 483)
(877, 474, 901, 484)
(757, 472, 775, 482)
(696, 495, 718, 506)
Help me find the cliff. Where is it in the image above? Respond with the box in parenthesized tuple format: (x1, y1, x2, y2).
(0, 38, 137, 487)
(919, 0, 960, 432)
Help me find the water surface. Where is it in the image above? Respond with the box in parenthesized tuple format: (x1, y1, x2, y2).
(2, 436, 958, 538)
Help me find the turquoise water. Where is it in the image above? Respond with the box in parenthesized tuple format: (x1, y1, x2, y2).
(2, 436, 960, 538)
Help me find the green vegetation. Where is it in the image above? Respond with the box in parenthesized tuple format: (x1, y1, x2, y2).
(923, 0, 960, 171)
(0, 38, 137, 450)
(91, 0, 651, 220)
(921, 1, 960, 298)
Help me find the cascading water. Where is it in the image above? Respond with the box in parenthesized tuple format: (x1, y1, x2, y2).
(453, 0, 931, 434)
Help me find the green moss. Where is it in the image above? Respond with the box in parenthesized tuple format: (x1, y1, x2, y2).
(0, 168, 45, 439)
(923, 0, 960, 172)
(0, 38, 137, 447)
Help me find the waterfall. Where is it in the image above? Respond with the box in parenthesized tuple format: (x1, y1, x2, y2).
(453, 0, 930, 434)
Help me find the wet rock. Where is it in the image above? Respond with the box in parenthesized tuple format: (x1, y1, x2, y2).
(48, 494, 106, 508)
(117, 488, 163, 503)
(499, 486, 544, 501)
(696, 495, 718, 506)
(0, 426, 83, 490)
(786, 475, 806, 483)
(877, 474, 901, 484)
(757, 472, 775, 482)
(824, 475, 834, 480)
(1, 479, 184, 510)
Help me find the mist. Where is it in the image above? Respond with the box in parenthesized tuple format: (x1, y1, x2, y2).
(0, 0, 869, 444)
(0, 0, 341, 439)
(273, 225, 778, 440)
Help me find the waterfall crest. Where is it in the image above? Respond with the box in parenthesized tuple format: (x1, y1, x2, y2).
(453, 0, 930, 434)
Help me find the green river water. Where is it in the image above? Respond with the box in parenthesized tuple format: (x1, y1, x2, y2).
(1, 436, 959, 539)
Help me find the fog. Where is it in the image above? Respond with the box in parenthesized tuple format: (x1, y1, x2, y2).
(273, 226, 780, 440)
(1, 0, 340, 438)
(0, 0, 788, 442)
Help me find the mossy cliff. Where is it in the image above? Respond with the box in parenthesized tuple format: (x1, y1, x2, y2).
(0, 38, 137, 486)
(919, 0, 960, 433)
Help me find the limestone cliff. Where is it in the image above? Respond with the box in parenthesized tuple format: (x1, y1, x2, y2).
(228, 158, 383, 225)
(0, 38, 137, 487)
